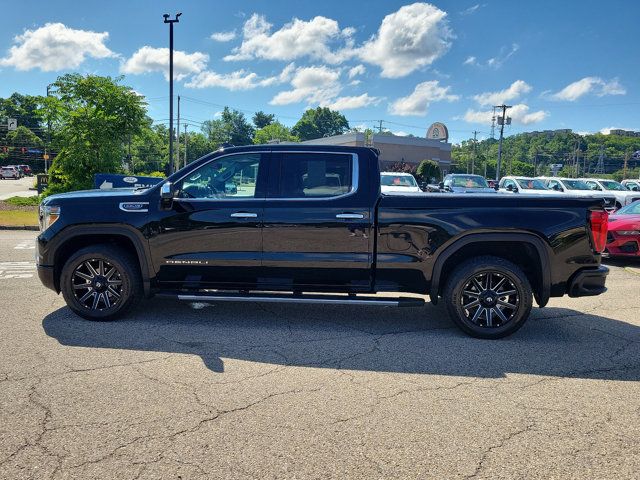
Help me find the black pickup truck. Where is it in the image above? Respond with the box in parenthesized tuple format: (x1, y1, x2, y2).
(37, 145, 610, 338)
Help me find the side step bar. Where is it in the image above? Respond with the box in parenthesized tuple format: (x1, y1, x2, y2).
(159, 291, 425, 308)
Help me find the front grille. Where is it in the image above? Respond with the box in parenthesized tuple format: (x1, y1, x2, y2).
(620, 241, 639, 253)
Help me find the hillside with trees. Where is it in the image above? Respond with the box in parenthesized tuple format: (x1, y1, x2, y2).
(452, 131, 640, 181)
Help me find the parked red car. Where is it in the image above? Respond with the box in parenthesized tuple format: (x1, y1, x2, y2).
(606, 200, 640, 257)
(18, 164, 32, 176)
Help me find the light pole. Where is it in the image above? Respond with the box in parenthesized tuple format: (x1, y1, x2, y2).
(45, 83, 55, 174)
(163, 12, 181, 175)
(494, 104, 511, 181)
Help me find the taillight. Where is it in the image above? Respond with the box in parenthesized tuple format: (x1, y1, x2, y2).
(589, 210, 608, 253)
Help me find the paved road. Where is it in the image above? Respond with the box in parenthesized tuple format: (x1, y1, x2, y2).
(1, 230, 638, 479)
(0, 176, 38, 200)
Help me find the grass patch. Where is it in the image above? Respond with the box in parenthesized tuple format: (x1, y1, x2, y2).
(0, 209, 39, 227)
(4, 195, 40, 207)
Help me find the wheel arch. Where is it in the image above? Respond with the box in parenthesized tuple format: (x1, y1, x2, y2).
(49, 225, 153, 296)
(429, 233, 551, 307)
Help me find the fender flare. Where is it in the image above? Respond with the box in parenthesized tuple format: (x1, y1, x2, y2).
(429, 232, 551, 307)
(47, 224, 154, 296)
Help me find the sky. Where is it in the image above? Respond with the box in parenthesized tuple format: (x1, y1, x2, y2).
(1, 0, 638, 144)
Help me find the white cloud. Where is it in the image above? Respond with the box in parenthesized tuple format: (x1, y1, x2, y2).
(472, 80, 532, 106)
(464, 44, 519, 69)
(463, 56, 477, 66)
(348, 64, 366, 78)
(358, 3, 453, 78)
(210, 30, 236, 42)
(186, 63, 295, 90)
(270, 65, 342, 106)
(0, 22, 115, 71)
(549, 77, 626, 101)
(224, 14, 352, 63)
(392, 131, 409, 136)
(326, 93, 380, 110)
(463, 103, 547, 125)
(349, 79, 362, 86)
(389, 80, 459, 116)
(121, 46, 208, 80)
(460, 4, 482, 15)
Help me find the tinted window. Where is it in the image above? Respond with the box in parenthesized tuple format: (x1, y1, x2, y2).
(515, 178, 547, 190)
(177, 153, 261, 199)
(451, 175, 489, 188)
(563, 179, 592, 190)
(278, 153, 352, 198)
(381, 174, 417, 187)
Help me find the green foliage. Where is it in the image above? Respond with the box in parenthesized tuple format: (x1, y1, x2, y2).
(452, 131, 640, 179)
(202, 107, 254, 147)
(44, 74, 148, 195)
(0, 93, 44, 140)
(386, 162, 416, 174)
(253, 121, 299, 144)
(252, 111, 275, 129)
(416, 160, 442, 182)
(291, 107, 349, 141)
(141, 171, 166, 178)
(4, 195, 41, 206)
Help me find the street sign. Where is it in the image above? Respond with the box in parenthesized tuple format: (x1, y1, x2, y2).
(7, 118, 17, 131)
(36, 174, 49, 195)
(43, 154, 50, 160)
(550, 163, 563, 169)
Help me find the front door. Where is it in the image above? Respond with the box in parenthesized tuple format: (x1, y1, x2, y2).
(261, 151, 373, 292)
(150, 152, 267, 289)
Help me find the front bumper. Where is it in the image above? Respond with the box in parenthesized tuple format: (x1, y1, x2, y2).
(37, 265, 57, 293)
(606, 232, 640, 257)
(567, 266, 609, 297)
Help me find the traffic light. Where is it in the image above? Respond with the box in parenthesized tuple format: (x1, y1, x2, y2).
(21, 147, 27, 154)
(1, 146, 7, 154)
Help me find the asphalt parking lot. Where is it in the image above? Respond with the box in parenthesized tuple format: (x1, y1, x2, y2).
(0, 176, 37, 200)
(0, 230, 639, 479)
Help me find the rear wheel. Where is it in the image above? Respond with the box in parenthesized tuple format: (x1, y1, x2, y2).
(60, 245, 142, 321)
(443, 256, 533, 339)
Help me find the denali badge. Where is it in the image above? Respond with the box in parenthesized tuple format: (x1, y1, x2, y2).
(119, 202, 149, 212)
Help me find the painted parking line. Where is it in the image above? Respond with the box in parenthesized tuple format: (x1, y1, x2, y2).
(0, 261, 35, 279)
(14, 241, 35, 250)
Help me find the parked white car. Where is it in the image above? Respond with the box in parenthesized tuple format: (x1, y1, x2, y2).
(380, 172, 422, 194)
(621, 179, 640, 192)
(580, 178, 639, 209)
(498, 176, 564, 195)
(537, 177, 617, 211)
(0, 166, 21, 179)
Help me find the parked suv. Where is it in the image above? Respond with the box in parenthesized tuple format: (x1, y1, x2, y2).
(440, 174, 496, 193)
(18, 164, 32, 176)
(498, 177, 562, 195)
(380, 172, 422, 194)
(621, 179, 640, 192)
(580, 178, 640, 209)
(0, 166, 20, 179)
(538, 177, 617, 211)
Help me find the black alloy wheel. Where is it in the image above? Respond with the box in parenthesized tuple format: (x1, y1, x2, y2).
(443, 256, 533, 339)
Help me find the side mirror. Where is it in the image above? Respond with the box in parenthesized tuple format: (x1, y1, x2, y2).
(160, 181, 174, 209)
(506, 184, 513, 191)
(438, 181, 445, 189)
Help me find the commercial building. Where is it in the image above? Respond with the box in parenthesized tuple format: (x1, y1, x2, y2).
(608, 129, 640, 137)
(300, 132, 452, 174)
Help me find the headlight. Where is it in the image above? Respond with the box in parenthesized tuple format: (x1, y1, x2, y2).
(617, 230, 640, 236)
(39, 205, 61, 231)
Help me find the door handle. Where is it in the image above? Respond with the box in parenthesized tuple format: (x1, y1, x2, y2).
(230, 212, 258, 218)
(336, 213, 365, 219)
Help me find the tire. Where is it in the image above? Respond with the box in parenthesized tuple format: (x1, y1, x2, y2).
(60, 244, 142, 321)
(442, 256, 533, 339)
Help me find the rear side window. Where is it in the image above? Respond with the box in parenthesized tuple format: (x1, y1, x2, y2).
(277, 153, 353, 198)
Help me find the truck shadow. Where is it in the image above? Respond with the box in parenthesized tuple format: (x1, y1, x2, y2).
(42, 299, 640, 380)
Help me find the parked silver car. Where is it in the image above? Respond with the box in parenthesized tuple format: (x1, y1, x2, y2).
(0, 166, 21, 179)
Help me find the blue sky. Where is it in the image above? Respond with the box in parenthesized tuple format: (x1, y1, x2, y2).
(1, 0, 638, 143)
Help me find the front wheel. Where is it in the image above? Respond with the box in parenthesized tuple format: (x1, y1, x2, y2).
(443, 256, 533, 339)
(60, 245, 142, 321)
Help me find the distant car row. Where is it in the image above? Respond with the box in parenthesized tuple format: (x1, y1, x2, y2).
(0, 164, 32, 179)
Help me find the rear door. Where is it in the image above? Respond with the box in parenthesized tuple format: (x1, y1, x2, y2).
(261, 151, 374, 291)
(150, 151, 268, 289)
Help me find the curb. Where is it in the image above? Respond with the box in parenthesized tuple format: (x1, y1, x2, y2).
(625, 267, 640, 276)
(0, 225, 39, 231)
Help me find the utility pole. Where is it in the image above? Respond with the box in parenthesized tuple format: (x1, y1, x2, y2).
(176, 94, 180, 172)
(494, 104, 511, 181)
(623, 150, 630, 179)
(183, 124, 188, 168)
(45, 83, 54, 174)
(471, 130, 478, 174)
(377, 120, 383, 133)
(163, 12, 181, 175)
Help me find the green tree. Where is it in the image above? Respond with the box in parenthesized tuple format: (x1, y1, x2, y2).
(291, 107, 349, 141)
(252, 111, 275, 129)
(416, 159, 442, 183)
(0, 93, 44, 140)
(44, 74, 148, 194)
(7, 125, 43, 148)
(253, 121, 299, 144)
(202, 107, 254, 147)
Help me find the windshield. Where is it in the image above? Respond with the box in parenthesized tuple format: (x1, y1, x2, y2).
(450, 175, 489, 188)
(381, 174, 417, 187)
(562, 179, 592, 190)
(616, 201, 640, 215)
(599, 180, 627, 191)
(515, 178, 547, 190)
